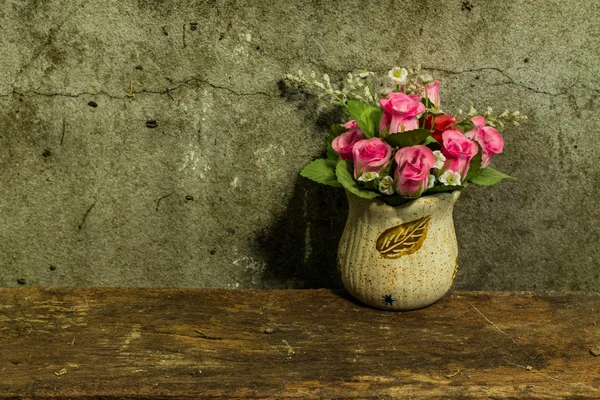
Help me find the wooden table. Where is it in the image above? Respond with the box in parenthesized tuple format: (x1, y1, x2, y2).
(0, 288, 599, 399)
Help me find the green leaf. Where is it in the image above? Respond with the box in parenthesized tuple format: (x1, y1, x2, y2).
(423, 136, 441, 151)
(346, 100, 382, 138)
(456, 119, 474, 133)
(300, 159, 342, 188)
(335, 160, 379, 199)
(422, 135, 439, 145)
(465, 144, 483, 182)
(426, 107, 444, 116)
(384, 128, 432, 148)
(326, 124, 346, 161)
(426, 185, 464, 194)
(469, 167, 515, 186)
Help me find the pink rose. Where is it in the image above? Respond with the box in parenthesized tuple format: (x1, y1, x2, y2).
(465, 117, 504, 168)
(379, 93, 426, 134)
(394, 145, 435, 197)
(352, 138, 392, 179)
(441, 130, 479, 179)
(331, 120, 366, 160)
(423, 80, 440, 107)
(467, 116, 486, 132)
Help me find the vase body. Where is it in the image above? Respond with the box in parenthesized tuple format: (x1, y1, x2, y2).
(338, 190, 461, 311)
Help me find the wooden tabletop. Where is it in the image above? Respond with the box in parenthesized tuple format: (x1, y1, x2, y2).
(0, 288, 599, 399)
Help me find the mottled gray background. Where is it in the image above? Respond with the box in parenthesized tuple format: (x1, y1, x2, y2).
(0, 0, 598, 290)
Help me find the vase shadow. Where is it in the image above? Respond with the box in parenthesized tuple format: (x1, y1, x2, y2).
(255, 177, 347, 289)
(333, 289, 374, 309)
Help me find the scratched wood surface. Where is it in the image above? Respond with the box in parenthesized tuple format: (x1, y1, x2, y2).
(0, 289, 599, 399)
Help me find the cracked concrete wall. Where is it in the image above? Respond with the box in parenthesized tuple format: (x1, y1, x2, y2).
(0, 0, 598, 290)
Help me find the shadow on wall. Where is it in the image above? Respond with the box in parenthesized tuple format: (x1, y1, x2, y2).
(255, 178, 347, 289)
(253, 82, 348, 289)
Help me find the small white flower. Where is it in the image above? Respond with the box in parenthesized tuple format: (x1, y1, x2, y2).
(358, 171, 380, 182)
(419, 74, 434, 84)
(378, 176, 395, 195)
(433, 150, 446, 169)
(468, 106, 477, 116)
(427, 174, 436, 189)
(357, 69, 373, 78)
(388, 67, 408, 85)
(364, 86, 373, 101)
(439, 170, 462, 186)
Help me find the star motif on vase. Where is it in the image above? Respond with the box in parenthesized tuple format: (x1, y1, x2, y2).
(382, 294, 395, 306)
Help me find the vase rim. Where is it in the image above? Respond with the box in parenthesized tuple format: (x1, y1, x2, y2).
(345, 189, 462, 209)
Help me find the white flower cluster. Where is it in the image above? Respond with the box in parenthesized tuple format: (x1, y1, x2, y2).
(457, 106, 528, 130)
(286, 64, 444, 111)
(378, 176, 395, 195)
(358, 171, 380, 182)
(439, 170, 461, 186)
(433, 150, 446, 170)
(430, 150, 461, 187)
(284, 69, 378, 106)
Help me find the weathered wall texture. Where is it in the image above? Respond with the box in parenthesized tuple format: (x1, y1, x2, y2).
(0, 0, 598, 290)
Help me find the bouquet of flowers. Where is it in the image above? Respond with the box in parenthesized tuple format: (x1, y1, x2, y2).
(286, 66, 527, 205)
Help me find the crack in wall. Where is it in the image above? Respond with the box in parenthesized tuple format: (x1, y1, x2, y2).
(155, 191, 175, 212)
(78, 200, 96, 231)
(280, 57, 599, 98)
(0, 78, 276, 100)
(422, 66, 573, 96)
(0, 68, 596, 102)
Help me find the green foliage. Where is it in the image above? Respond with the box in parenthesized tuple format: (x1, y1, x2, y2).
(299, 159, 342, 188)
(465, 145, 483, 182)
(326, 124, 346, 160)
(469, 167, 515, 186)
(335, 160, 379, 199)
(383, 128, 432, 148)
(346, 100, 382, 138)
(422, 135, 439, 145)
(456, 119, 474, 133)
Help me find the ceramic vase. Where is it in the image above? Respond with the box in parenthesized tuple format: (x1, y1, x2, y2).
(337, 190, 461, 311)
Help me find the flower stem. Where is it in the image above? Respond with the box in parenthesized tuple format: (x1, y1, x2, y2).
(421, 85, 430, 129)
(366, 80, 377, 106)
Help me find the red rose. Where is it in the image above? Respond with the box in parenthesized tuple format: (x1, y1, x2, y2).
(425, 114, 458, 142)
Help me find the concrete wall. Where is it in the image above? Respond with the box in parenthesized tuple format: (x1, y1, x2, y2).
(0, 0, 598, 290)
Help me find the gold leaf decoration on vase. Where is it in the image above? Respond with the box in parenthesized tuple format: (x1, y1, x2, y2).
(376, 216, 431, 259)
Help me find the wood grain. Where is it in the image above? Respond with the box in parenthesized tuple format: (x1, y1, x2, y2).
(0, 288, 599, 399)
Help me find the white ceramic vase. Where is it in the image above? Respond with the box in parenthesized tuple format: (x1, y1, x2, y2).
(337, 190, 461, 311)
